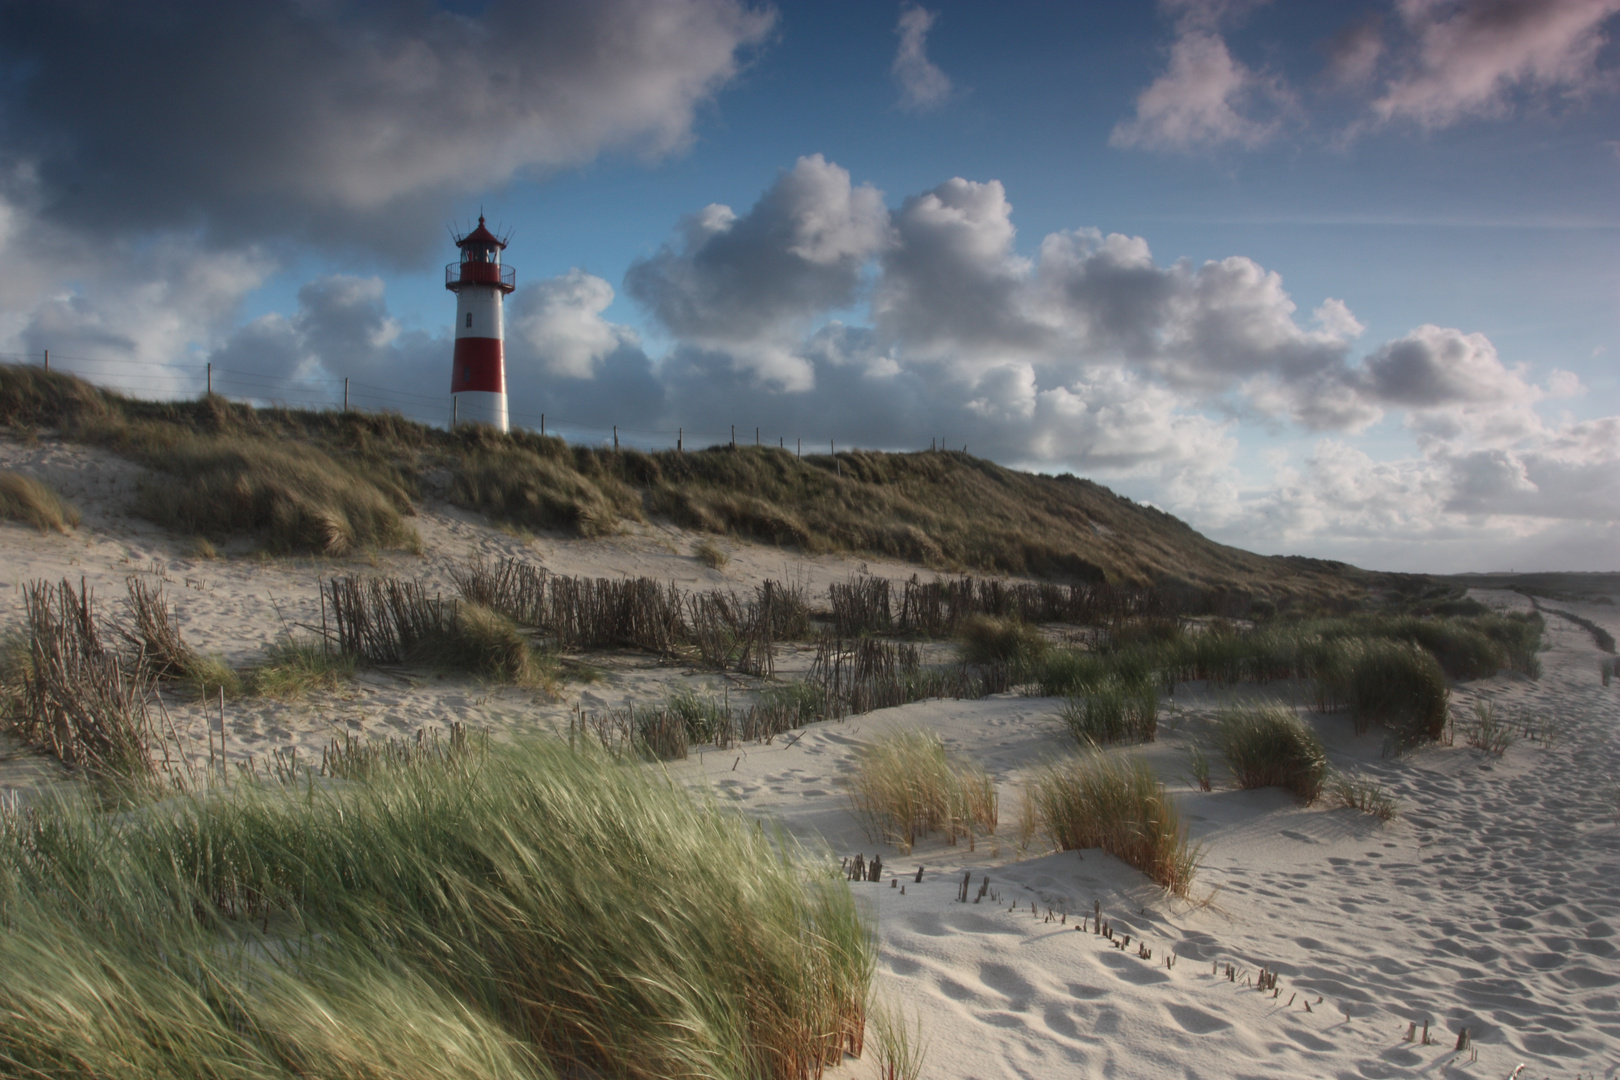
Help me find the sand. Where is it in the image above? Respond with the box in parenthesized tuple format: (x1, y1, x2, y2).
(3, 432, 1617, 1078)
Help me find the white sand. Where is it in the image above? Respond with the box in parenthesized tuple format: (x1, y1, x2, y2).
(3, 432, 1617, 1078)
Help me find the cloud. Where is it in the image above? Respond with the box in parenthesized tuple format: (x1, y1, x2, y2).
(628, 160, 1562, 450)
(1360, 324, 1533, 408)
(1034, 230, 1363, 420)
(876, 178, 1040, 362)
(509, 270, 640, 380)
(1323, 14, 1386, 89)
(1110, 30, 1292, 151)
(892, 5, 953, 112)
(624, 154, 891, 388)
(1373, 0, 1620, 127)
(0, 0, 774, 255)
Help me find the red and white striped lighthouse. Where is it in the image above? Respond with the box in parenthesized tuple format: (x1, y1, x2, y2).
(446, 216, 515, 431)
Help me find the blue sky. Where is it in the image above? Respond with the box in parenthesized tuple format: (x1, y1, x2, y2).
(1, 0, 1616, 572)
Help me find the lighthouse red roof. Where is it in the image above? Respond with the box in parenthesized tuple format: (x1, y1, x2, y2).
(455, 215, 506, 250)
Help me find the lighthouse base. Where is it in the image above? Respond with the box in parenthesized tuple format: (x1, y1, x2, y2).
(453, 391, 508, 433)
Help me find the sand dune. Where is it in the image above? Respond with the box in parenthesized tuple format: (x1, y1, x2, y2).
(2, 434, 1616, 1078)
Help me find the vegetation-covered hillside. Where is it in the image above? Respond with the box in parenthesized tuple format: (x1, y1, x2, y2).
(0, 363, 1385, 603)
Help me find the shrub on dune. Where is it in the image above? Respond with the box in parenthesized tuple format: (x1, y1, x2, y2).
(450, 445, 632, 537)
(1214, 703, 1328, 803)
(1026, 753, 1198, 896)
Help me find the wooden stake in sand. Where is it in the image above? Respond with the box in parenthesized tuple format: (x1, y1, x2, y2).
(218, 685, 228, 786)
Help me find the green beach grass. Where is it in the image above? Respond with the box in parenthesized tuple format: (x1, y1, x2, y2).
(0, 739, 873, 1080)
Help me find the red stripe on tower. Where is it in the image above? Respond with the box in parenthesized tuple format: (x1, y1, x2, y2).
(451, 338, 504, 393)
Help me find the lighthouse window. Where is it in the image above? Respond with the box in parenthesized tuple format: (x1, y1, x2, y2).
(465, 312, 473, 328)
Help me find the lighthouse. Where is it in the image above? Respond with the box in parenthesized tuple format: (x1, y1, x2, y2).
(446, 215, 515, 431)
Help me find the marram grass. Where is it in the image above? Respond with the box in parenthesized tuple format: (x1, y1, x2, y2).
(845, 730, 998, 853)
(1214, 702, 1328, 803)
(1026, 753, 1199, 897)
(0, 470, 79, 533)
(0, 740, 873, 1080)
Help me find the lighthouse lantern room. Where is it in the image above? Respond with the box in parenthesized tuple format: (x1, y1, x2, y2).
(446, 215, 515, 431)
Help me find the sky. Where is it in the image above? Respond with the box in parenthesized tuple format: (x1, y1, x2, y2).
(0, 0, 1615, 574)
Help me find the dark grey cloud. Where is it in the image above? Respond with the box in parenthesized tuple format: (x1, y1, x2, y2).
(0, 0, 773, 257)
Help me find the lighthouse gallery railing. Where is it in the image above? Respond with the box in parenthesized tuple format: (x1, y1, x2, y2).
(445, 262, 516, 292)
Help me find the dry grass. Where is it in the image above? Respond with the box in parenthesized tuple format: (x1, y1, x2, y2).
(1213, 703, 1328, 803)
(322, 576, 551, 687)
(1026, 753, 1199, 896)
(119, 577, 198, 679)
(0, 363, 1393, 600)
(5, 578, 160, 784)
(0, 471, 79, 532)
(137, 437, 418, 556)
(1324, 771, 1399, 821)
(450, 558, 807, 673)
(845, 731, 999, 853)
(693, 537, 729, 570)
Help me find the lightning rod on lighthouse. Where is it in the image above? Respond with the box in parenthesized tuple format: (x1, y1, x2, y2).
(446, 215, 515, 431)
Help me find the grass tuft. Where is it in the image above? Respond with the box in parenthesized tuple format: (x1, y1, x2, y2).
(0, 471, 80, 532)
(1324, 771, 1399, 821)
(1461, 699, 1515, 756)
(1185, 744, 1212, 791)
(136, 437, 418, 556)
(692, 538, 729, 570)
(1057, 678, 1158, 748)
(1213, 703, 1328, 803)
(956, 614, 1047, 671)
(249, 635, 357, 700)
(182, 653, 246, 701)
(1026, 753, 1199, 896)
(1317, 638, 1449, 746)
(868, 998, 927, 1080)
(845, 731, 998, 853)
